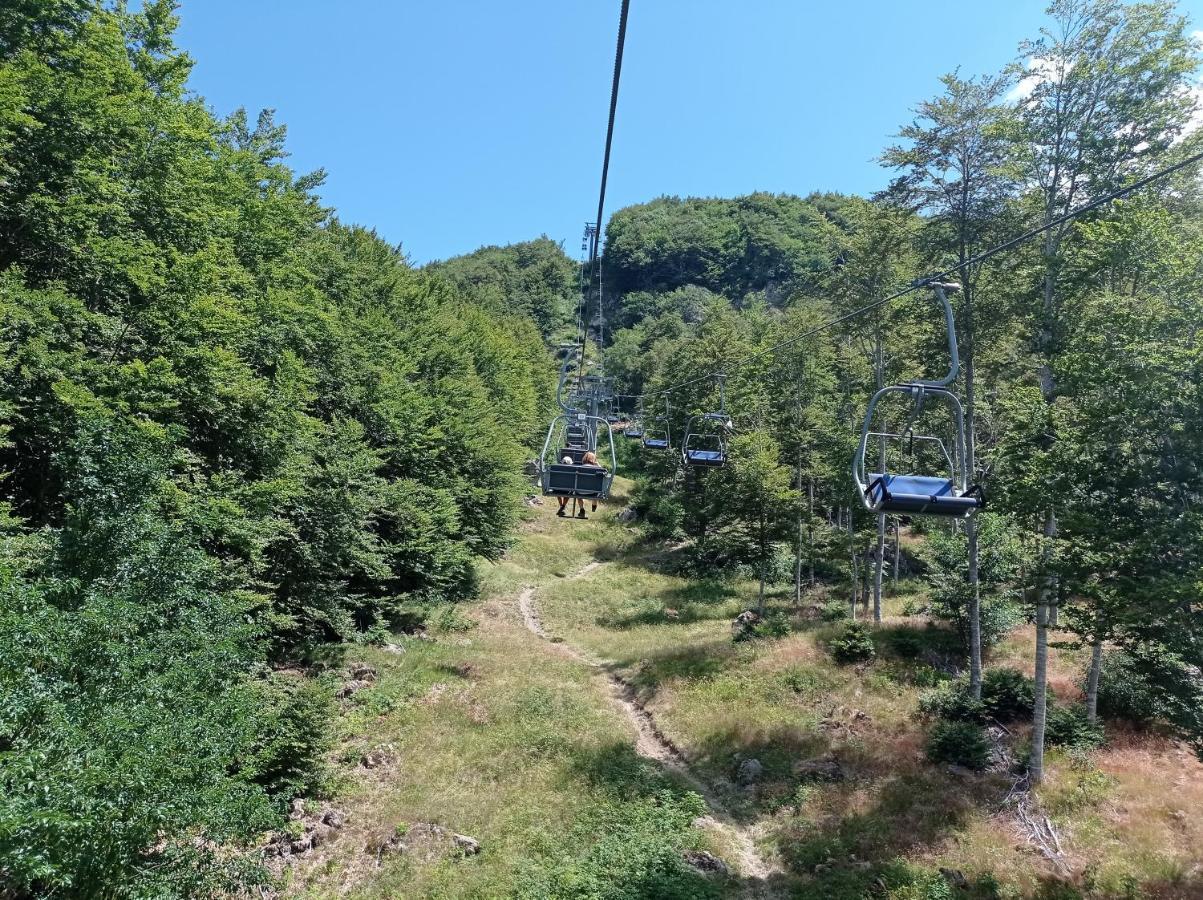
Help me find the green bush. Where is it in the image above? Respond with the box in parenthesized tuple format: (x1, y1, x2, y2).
(981, 668, 1035, 721)
(918, 681, 985, 723)
(884, 629, 924, 659)
(1045, 705, 1105, 751)
(821, 599, 851, 622)
(829, 622, 876, 664)
(925, 720, 990, 770)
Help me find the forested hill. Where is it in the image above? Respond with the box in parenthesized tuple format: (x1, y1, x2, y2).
(427, 237, 581, 342)
(600, 192, 860, 330)
(0, 3, 555, 895)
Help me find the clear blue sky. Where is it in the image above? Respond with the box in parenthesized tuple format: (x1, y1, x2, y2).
(173, 1, 1203, 265)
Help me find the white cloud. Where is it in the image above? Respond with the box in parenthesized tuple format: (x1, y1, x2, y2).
(1006, 56, 1073, 104)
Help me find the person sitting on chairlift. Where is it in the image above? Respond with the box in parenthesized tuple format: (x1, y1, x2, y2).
(555, 451, 601, 520)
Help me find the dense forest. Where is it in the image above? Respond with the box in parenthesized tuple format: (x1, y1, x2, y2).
(600, 0, 1203, 804)
(1, 0, 1202, 898)
(0, 2, 559, 895)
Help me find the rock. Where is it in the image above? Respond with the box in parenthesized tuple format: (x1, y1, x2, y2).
(736, 757, 764, 785)
(616, 507, 639, 523)
(940, 868, 969, 890)
(664, 608, 680, 620)
(322, 808, 346, 828)
(308, 824, 334, 849)
(361, 748, 392, 769)
(731, 609, 761, 638)
(682, 849, 730, 875)
(348, 662, 377, 682)
(814, 863, 829, 874)
(452, 833, 481, 855)
(289, 798, 306, 819)
(370, 822, 479, 864)
(381, 642, 405, 655)
(336, 679, 370, 699)
(793, 757, 844, 782)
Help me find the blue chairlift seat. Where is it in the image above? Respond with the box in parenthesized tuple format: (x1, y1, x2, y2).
(643, 437, 669, 450)
(684, 448, 724, 466)
(867, 473, 982, 516)
(626, 426, 643, 439)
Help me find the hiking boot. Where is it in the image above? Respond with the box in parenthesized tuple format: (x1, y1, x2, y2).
(576, 509, 586, 519)
(556, 509, 566, 517)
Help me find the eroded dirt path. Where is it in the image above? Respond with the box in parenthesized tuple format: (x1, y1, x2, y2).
(517, 579, 782, 893)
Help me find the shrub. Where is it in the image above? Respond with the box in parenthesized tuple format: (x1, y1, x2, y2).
(980, 668, 1035, 721)
(1094, 646, 1203, 752)
(1045, 705, 1105, 751)
(829, 622, 876, 664)
(926, 720, 990, 770)
(820, 599, 850, 622)
(751, 609, 791, 639)
(918, 681, 985, 723)
(884, 629, 923, 659)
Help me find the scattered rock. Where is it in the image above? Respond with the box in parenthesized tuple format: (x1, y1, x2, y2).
(381, 642, 406, 655)
(793, 756, 845, 782)
(269, 803, 347, 860)
(348, 662, 377, 682)
(452, 833, 481, 855)
(361, 748, 392, 769)
(731, 609, 761, 639)
(368, 823, 481, 864)
(683, 849, 730, 875)
(664, 608, 680, 620)
(940, 868, 969, 890)
(336, 679, 371, 699)
(814, 863, 829, 874)
(616, 507, 639, 523)
(736, 757, 764, 785)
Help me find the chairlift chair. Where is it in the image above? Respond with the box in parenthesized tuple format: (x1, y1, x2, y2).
(682, 375, 733, 467)
(852, 282, 983, 518)
(641, 396, 672, 450)
(537, 414, 616, 500)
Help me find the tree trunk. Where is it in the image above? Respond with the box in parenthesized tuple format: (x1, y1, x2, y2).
(808, 478, 816, 589)
(967, 516, 983, 700)
(872, 333, 885, 621)
(758, 506, 767, 615)
(874, 514, 885, 622)
(1030, 508, 1057, 785)
(1085, 637, 1103, 724)
(794, 458, 804, 607)
(963, 279, 982, 701)
(847, 507, 857, 620)
(892, 517, 900, 593)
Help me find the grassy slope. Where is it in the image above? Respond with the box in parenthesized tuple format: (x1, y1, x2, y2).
(288, 478, 1203, 899)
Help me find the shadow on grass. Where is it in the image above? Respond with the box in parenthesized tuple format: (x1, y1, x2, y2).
(612, 640, 736, 695)
(776, 767, 1011, 897)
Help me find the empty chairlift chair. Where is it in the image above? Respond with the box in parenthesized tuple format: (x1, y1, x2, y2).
(682, 375, 732, 467)
(641, 397, 672, 450)
(852, 282, 983, 518)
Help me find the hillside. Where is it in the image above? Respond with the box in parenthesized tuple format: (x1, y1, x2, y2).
(281, 485, 1203, 899)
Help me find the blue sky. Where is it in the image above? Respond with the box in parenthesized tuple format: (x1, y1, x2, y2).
(173, 1, 1203, 265)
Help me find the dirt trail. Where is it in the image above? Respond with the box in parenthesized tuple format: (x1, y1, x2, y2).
(516, 579, 782, 893)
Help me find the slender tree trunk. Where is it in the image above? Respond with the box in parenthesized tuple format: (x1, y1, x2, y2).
(794, 458, 804, 607)
(874, 514, 885, 622)
(963, 242, 983, 701)
(1085, 636, 1103, 724)
(808, 478, 816, 588)
(758, 507, 766, 615)
(872, 334, 885, 621)
(892, 518, 900, 593)
(1031, 508, 1057, 785)
(967, 517, 983, 699)
(846, 507, 857, 620)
